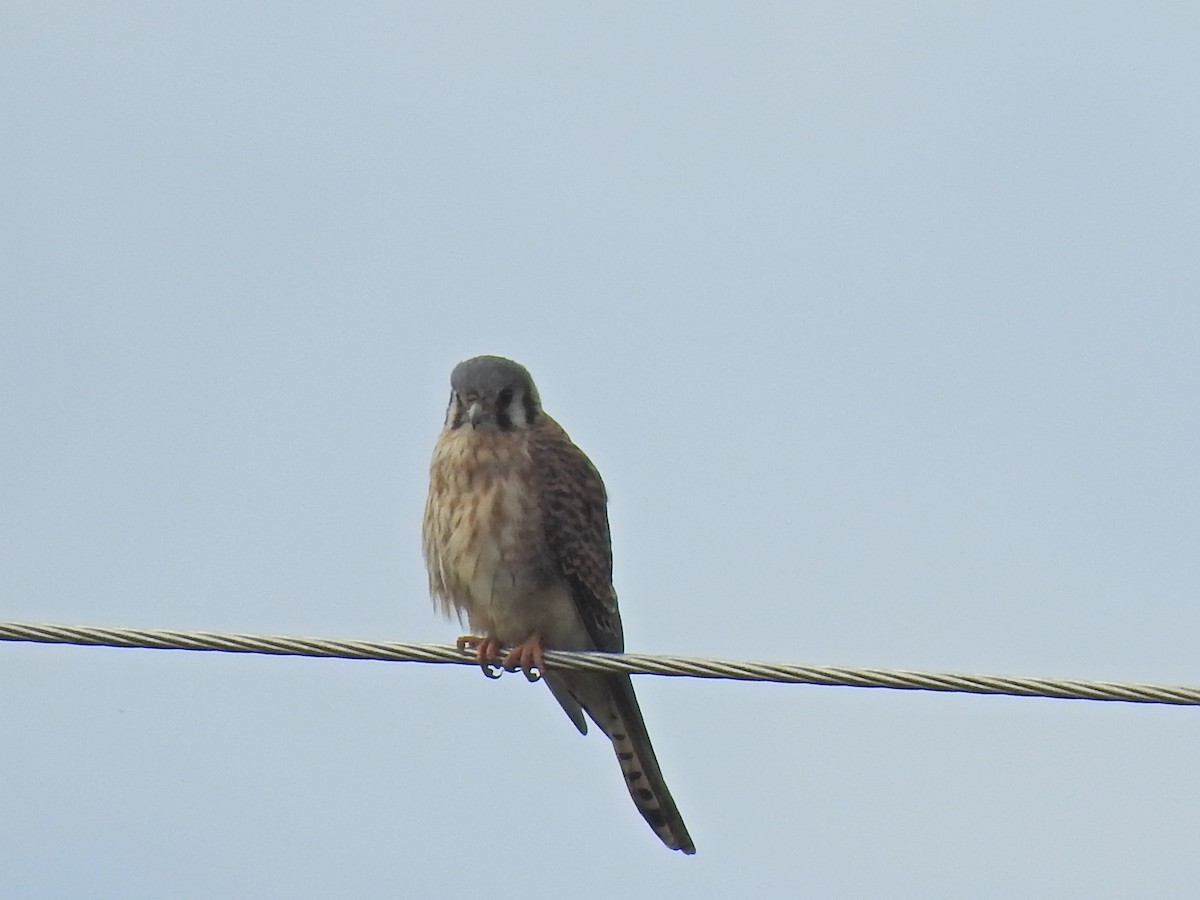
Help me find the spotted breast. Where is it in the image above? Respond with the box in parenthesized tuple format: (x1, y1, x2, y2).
(423, 425, 587, 649)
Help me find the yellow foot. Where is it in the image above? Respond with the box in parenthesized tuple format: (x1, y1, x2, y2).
(456, 635, 503, 679)
(500, 633, 544, 682)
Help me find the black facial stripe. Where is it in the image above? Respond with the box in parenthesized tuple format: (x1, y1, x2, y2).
(448, 392, 464, 429)
(494, 385, 517, 430)
(521, 389, 537, 424)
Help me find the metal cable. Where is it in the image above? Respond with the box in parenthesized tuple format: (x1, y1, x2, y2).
(2, 619, 1197, 706)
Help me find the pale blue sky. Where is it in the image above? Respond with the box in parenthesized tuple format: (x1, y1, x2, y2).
(3, 4, 1198, 897)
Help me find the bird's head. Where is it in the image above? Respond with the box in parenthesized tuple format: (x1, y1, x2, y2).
(444, 355, 542, 432)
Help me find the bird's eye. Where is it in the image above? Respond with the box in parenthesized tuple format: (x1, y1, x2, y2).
(497, 387, 514, 408)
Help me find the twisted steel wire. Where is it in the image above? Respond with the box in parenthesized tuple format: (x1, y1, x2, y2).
(2, 619, 1198, 706)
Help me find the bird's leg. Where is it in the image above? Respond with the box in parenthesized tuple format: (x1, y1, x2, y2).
(456, 634, 503, 679)
(500, 632, 544, 682)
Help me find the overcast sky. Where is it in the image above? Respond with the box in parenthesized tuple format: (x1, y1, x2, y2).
(3, 4, 1198, 897)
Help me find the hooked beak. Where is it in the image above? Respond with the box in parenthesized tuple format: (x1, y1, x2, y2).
(466, 401, 485, 428)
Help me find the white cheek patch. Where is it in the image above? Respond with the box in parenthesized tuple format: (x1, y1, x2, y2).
(506, 394, 528, 429)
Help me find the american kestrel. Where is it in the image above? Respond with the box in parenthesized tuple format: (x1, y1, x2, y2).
(422, 355, 695, 854)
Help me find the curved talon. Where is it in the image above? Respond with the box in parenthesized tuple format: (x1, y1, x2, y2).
(456, 634, 504, 678)
(500, 633, 545, 682)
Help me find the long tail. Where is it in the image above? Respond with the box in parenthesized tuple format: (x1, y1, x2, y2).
(610, 676, 695, 853)
(563, 671, 695, 854)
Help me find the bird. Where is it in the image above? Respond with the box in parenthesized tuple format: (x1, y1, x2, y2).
(422, 354, 695, 854)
